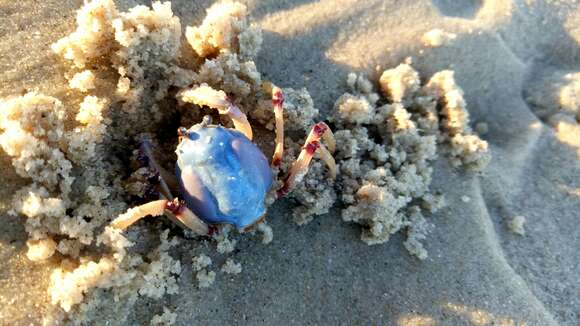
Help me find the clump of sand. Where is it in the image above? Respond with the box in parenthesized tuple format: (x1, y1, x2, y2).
(0, 92, 117, 252)
(221, 258, 242, 274)
(52, 0, 193, 135)
(186, 0, 261, 59)
(26, 238, 58, 262)
(507, 215, 526, 236)
(423, 70, 491, 170)
(524, 68, 580, 126)
(256, 222, 274, 244)
(150, 307, 178, 325)
(69, 70, 96, 92)
(327, 61, 489, 258)
(422, 28, 457, 47)
(49, 228, 181, 316)
(192, 254, 215, 288)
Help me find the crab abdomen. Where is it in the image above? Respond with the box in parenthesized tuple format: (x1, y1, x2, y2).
(175, 125, 272, 229)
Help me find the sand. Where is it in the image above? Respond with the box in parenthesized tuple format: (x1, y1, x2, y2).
(1, 0, 579, 325)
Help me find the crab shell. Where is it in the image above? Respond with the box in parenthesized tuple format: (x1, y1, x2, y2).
(175, 123, 272, 230)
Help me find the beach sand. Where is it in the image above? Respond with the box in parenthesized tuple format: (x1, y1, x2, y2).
(0, 0, 578, 325)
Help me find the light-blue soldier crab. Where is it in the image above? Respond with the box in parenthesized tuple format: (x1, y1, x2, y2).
(111, 85, 336, 236)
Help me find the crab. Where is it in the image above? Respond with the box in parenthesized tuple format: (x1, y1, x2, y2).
(110, 84, 336, 236)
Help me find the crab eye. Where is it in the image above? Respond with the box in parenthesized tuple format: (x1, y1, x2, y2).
(177, 127, 188, 136)
(177, 127, 199, 141)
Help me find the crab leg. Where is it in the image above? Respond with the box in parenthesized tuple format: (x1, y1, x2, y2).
(180, 84, 253, 140)
(320, 125, 336, 153)
(277, 141, 320, 198)
(138, 139, 176, 200)
(315, 144, 337, 179)
(277, 122, 337, 197)
(110, 200, 167, 230)
(110, 198, 209, 235)
(271, 86, 284, 166)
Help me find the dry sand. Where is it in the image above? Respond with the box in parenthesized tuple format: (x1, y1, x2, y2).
(1, 0, 579, 325)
